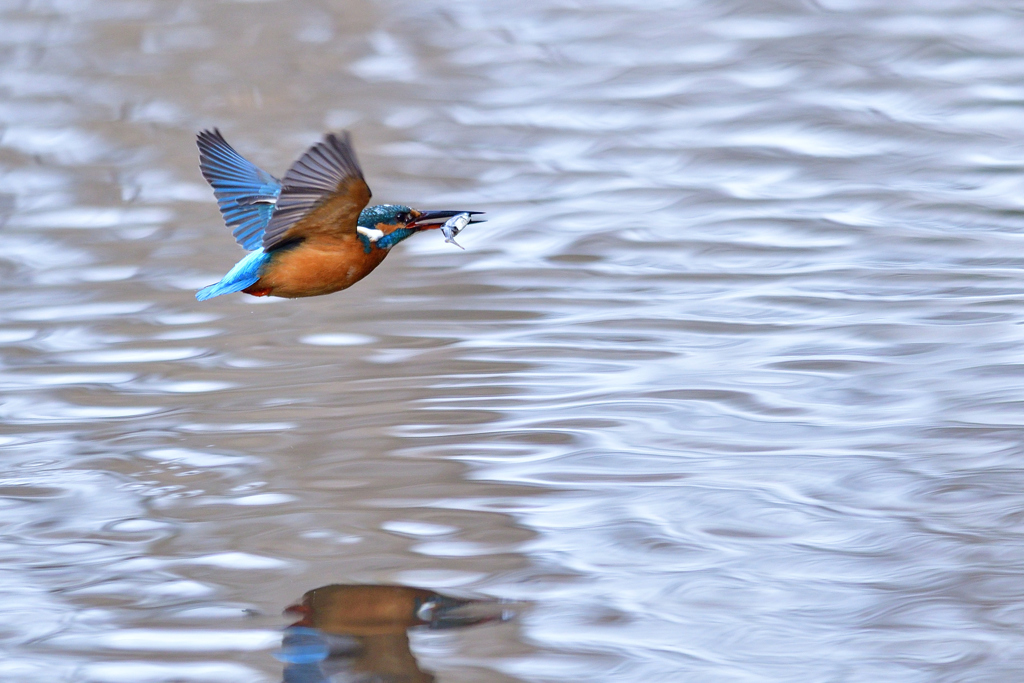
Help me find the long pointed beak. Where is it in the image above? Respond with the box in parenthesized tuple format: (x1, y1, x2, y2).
(408, 210, 485, 228)
(418, 595, 517, 629)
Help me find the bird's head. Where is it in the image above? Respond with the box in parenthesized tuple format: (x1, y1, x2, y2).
(356, 204, 484, 249)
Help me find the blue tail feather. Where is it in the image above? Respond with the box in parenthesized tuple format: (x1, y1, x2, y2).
(196, 249, 271, 301)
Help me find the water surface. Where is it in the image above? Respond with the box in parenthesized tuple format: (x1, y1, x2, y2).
(3, 0, 1024, 681)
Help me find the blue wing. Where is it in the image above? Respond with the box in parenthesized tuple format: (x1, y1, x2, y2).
(197, 129, 282, 251)
(196, 249, 271, 301)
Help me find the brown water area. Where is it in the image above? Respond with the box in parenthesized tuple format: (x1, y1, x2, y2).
(3, 0, 1024, 681)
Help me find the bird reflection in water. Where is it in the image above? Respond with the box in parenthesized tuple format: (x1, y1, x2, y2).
(276, 584, 515, 682)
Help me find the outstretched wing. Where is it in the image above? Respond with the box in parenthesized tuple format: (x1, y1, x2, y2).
(197, 129, 282, 251)
(261, 132, 371, 251)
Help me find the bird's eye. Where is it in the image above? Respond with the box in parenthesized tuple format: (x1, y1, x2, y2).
(397, 212, 411, 223)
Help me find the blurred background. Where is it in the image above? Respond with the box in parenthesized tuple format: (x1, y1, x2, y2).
(3, 0, 1024, 681)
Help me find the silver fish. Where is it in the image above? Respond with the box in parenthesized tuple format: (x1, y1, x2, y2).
(440, 212, 472, 249)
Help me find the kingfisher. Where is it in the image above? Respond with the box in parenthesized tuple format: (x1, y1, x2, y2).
(194, 129, 482, 301)
(279, 584, 513, 683)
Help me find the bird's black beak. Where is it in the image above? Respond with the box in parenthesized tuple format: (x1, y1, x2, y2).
(408, 210, 485, 229)
(417, 594, 517, 629)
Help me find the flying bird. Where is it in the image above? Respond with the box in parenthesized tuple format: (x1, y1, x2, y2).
(194, 129, 482, 301)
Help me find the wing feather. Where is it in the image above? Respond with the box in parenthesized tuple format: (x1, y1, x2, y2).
(197, 129, 281, 251)
(261, 132, 371, 251)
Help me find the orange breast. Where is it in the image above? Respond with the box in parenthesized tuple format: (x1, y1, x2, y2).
(255, 236, 388, 298)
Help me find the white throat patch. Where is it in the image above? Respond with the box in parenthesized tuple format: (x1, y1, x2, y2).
(356, 226, 385, 243)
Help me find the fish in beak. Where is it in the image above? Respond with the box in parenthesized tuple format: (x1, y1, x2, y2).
(408, 210, 484, 249)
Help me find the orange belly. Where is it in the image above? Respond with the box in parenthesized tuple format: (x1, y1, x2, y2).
(249, 238, 388, 298)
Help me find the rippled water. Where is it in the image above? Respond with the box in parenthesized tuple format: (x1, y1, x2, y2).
(4, 0, 1024, 680)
